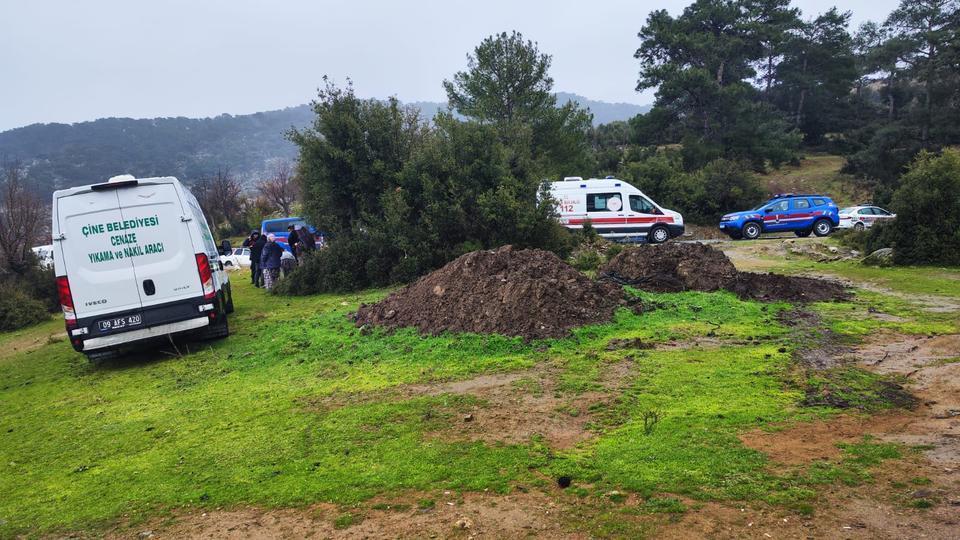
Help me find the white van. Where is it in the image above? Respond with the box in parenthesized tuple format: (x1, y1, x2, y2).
(52, 175, 233, 362)
(549, 177, 684, 242)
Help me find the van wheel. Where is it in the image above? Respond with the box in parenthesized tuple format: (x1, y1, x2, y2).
(198, 315, 229, 341)
(648, 225, 670, 244)
(741, 222, 762, 240)
(85, 348, 120, 365)
(813, 219, 833, 237)
(223, 284, 235, 314)
(795, 229, 812, 238)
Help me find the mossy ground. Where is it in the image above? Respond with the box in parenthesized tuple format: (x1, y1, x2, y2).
(0, 259, 956, 538)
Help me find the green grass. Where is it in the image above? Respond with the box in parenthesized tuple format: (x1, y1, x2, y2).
(758, 154, 871, 208)
(0, 270, 936, 537)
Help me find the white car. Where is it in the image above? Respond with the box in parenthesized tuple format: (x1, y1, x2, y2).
(838, 206, 896, 231)
(220, 247, 251, 269)
(31, 245, 55, 269)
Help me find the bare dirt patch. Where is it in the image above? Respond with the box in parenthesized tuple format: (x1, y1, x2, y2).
(354, 245, 622, 340)
(655, 455, 960, 540)
(740, 412, 915, 466)
(602, 242, 850, 302)
(423, 357, 636, 448)
(111, 491, 586, 540)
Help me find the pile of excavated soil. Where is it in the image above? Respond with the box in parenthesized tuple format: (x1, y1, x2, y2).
(728, 272, 851, 303)
(601, 242, 849, 302)
(354, 246, 623, 340)
(602, 243, 738, 292)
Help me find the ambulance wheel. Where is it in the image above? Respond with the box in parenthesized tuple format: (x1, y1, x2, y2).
(741, 222, 762, 240)
(813, 219, 833, 237)
(854, 222, 865, 232)
(648, 225, 670, 244)
(794, 229, 812, 238)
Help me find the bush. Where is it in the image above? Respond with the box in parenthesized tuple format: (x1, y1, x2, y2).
(0, 284, 49, 331)
(869, 150, 960, 265)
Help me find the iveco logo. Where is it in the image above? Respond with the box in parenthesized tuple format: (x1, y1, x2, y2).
(84, 299, 107, 306)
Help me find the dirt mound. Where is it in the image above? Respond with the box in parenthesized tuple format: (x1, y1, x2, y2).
(602, 243, 738, 292)
(728, 272, 851, 303)
(354, 246, 623, 340)
(601, 243, 849, 302)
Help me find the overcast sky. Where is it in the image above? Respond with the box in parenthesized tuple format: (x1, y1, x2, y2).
(1, 0, 901, 131)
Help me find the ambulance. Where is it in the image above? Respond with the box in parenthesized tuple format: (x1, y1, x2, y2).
(549, 177, 684, 242)
(52, 175, 233, 362)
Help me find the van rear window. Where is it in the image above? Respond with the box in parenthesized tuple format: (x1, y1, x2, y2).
(587, 193, 622, 212)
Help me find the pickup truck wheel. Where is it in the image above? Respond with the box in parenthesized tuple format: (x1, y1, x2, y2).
(794, 229, 812, 238)
(741, 222, 762, 240)
(813, 219, 833, 237)
(648, 225, 670, 244)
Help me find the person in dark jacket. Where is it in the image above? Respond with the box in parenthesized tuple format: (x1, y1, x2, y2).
(286, 224, 300, 259)
(249, 232, 266, 287)
(260, 233, 284, 290)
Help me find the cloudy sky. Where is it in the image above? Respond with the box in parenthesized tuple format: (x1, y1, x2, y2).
(1, 0, 901, 131)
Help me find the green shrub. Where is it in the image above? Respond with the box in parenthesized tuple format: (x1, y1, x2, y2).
(866, 150, 960, 265)
(0, 284, 49, 331)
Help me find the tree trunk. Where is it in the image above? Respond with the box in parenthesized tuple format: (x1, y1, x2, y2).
(795, 57, 808, 128)
(716, 61, 725, 86)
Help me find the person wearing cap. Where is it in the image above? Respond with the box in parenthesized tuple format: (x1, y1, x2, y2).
(286, 224, 300, 259)
(260, 233, 283, 290)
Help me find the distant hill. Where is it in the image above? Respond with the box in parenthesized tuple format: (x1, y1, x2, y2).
(0, 94, 649, 197)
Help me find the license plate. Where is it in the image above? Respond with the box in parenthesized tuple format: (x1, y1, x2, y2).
(97, 314, 143, 332)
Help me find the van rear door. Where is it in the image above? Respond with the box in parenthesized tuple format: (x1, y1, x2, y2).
(55, 190, 143, 319)
(115, 183, 202, 308)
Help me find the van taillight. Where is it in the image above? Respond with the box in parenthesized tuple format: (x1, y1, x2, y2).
(57, 276, 77, 327)
(195, 253, 216, 300)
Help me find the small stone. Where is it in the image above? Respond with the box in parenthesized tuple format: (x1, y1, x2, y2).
(138, 532, 154, 539)
(463, 413, 474, 422)
(455, 516, 473, 529)
(384, 309, 397, 320)
(912, 489, 933, 499)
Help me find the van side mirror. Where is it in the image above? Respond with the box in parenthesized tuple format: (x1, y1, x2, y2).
(220, 240, 232, 255)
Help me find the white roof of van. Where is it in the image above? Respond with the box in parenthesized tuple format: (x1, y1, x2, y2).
(52, 175, 181, 198)
(550, 177, 636, 190)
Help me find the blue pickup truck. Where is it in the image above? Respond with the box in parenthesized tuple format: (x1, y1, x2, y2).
(260, 217, 326, 253)
(719, 194, 840, 240)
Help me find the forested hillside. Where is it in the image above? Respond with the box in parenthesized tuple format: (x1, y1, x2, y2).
(0, 94, 647, 197)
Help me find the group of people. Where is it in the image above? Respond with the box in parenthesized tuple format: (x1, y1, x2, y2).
(242, 224, 319, 291)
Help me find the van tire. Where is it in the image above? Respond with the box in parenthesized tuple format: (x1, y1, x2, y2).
(741, 222, 762, 240)
(223, 284, 235, 314)
(198, 315, 229, 341)
(648, 225, 670, 244)
(813, 219, 833, 237)
(85, 348, 120, 365)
